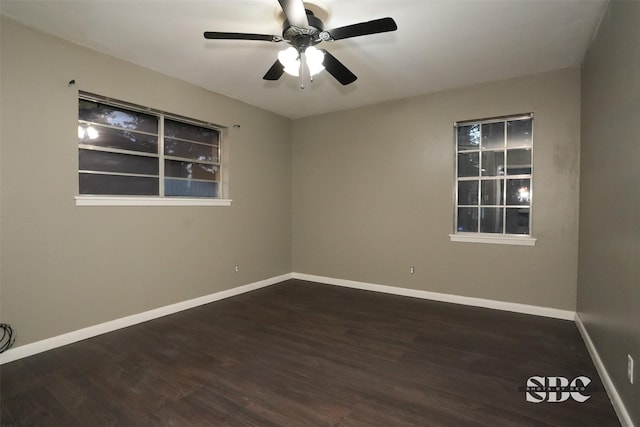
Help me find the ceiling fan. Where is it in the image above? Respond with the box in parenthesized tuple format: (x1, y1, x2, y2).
(203, 0, 397, 87)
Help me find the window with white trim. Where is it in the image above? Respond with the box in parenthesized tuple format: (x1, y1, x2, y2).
(77, 93, 224, 201)
(453, 113, 534, 242)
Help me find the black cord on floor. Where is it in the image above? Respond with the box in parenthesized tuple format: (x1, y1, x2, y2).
(0, 323, 16, 353)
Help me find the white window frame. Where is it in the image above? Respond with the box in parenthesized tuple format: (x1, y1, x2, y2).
(449, 113, 536, 246)
(75, 92, 230, 207)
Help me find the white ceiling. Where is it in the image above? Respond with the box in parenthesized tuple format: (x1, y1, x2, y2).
(1, 0, 607, 119)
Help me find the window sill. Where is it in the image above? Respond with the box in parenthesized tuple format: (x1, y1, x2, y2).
(449, 233, 536, 246)
(75, 196, 232, 207)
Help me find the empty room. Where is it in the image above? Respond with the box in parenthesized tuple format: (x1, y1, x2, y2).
(0, 0, 638, 426)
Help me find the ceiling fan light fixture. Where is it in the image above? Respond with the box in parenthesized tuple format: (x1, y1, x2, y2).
(305, 46, 325, 76)
(278, 46, 301, 76)
(277, 45, 325, 79)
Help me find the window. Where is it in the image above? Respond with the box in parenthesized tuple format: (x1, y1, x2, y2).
(451, 113, 535, 245)
(76, 93, 229, 206)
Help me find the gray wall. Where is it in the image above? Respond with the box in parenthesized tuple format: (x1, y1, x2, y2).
(578, 0, 640, 424)
(292, 68, 581, 310)
(0, 17, 292, 346)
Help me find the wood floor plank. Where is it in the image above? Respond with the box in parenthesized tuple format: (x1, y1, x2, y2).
(0, 280, 620, 426)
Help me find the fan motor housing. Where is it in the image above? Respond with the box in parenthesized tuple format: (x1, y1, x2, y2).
(282, 10, 324, 49)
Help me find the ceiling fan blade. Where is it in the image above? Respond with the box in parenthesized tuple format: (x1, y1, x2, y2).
(204, 32, 280, 42)
(278, 0, 309, 27)
(326, 17, 397, 41)
(321, 50, 357, 85)
(263, 60, 285, 81)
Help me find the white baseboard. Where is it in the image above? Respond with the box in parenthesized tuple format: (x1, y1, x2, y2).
(0, 273, 293, 365)
(291, 272, 576, 320)
(575, 314, 635, 427)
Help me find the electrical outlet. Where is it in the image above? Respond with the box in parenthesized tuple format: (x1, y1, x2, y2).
(628, 354, 634, 384)
(409, 266, 415, 274)
(234, 265, 240, 273)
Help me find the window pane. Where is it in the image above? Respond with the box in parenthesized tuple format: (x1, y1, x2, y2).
(507, 119, 532, 147)
(78, 124, 158, 154)
(79, 173, 159, 195)
(481, 179, 504, 205)
(507, 148, 531, 175)
(457, 207, 478, 232)
(79, 99, 158, 134)
(165, 179, 218, 197)
(458, 152, 479, 177)
(79, 149, 159, 176)
(506, 208, 530, 234)
(480, 208, 503, 233)
(481, 151, 504, 176)
(457, 124, 480, 151)
(458, 181, 478, 205)
(165, 138, 218, 162)
(164, 160, 219, 181)
(164, 119, 219, 145)
(506, 179, 531, 205)
(481, 122, 505, 150)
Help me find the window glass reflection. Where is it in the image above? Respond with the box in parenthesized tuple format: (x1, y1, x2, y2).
(507, 149, 532, 175)
(482, 151, 504, 176)
(506, 179, 531, 205)
(481, 179, 504, 205)
(78, 124, 158, 154)
(79, 99, 158, 134)
(506, 208, 530, 234)
(457, 124, 480, 151)
(482, 122, 505, 149)
(457, 207, 478, 232)
(79, 173, 158, 195)
(458, 152, 479, 177)
(481, 208, 503, 233)
(458, 181, 479, 205)
(165, 179, 218, 197)
(164, 160, 219, 181)
(164, 119, 219, 145)
(507, 119, 532, 146)
(79, 149, 159, 176)
(165, 138, 218, 162)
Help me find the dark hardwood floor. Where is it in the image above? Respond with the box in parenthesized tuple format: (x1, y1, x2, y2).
(1, 279, 619, 426)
